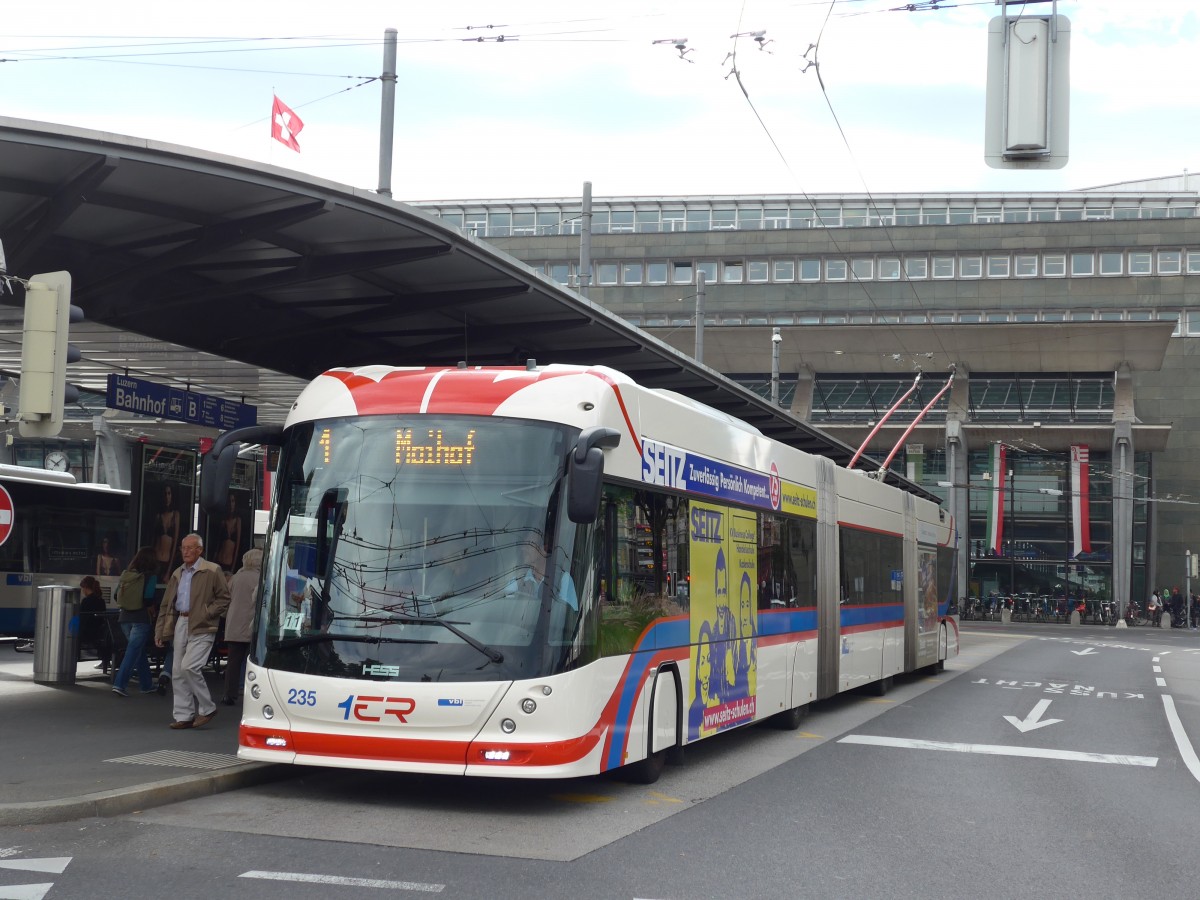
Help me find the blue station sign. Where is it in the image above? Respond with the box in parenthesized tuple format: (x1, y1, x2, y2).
(106, 374, 257, 430)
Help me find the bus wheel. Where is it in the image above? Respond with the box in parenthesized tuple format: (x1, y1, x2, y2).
(623, 748, 667, 785)
(773, 704, 806, 730)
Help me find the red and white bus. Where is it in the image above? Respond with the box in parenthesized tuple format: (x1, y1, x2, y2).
(205, 363, 957, 782)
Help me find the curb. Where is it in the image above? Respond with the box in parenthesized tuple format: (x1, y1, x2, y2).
(0, 761, 292, 826)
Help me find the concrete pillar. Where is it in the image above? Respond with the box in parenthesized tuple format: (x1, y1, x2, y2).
(1111, 420, 1134, 622)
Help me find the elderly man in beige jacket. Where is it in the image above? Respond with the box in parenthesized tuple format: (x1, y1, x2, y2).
(154, 533, 230, 729)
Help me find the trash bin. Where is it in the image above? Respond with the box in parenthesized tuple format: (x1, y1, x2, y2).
(33, 585, 81, 685)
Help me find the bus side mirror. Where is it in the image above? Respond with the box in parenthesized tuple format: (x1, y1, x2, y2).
(200, 424, 284, 516)
(568, 427, 621, 524)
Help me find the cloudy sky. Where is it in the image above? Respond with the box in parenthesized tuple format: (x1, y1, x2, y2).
(2, 1, 1197, 201)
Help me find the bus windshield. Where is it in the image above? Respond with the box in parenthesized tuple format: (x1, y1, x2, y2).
(257, 415, 587, 682)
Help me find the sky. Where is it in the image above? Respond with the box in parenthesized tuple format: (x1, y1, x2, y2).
(2, 1, 1198, 202)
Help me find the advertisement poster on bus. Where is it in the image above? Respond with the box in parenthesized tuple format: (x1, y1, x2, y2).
(917, 546, 938, 657)
(201, 457, 255, 574)
(687, 499, 757, 741)
(132, 444, 198, 582)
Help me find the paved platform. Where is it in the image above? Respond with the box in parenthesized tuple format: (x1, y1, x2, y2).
(0, 639, 287, 826)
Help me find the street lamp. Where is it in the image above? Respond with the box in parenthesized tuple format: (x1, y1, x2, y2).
(771, 328, 782, 406)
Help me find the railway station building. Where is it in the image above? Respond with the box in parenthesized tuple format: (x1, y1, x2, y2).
(414, 175, 1200, 606)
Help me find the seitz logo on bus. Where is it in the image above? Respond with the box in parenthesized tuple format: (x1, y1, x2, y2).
(690, 506, 722, 542)
(641, 439, 688, 490)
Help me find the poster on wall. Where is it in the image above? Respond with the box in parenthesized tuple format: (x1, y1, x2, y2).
(132, 444, 198, 582)
(201, 457, 256, 574)
(687, 500, 757, 742)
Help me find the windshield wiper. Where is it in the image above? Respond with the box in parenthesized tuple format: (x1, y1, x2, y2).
(387, 614, 504, 664)
(271, 633, 436, 650)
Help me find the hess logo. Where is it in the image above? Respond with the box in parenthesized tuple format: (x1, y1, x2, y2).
(338, 694, 416, 723)
(362, 663, 400, 677)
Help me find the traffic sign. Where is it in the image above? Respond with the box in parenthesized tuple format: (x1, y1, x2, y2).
(0, 484, 13, 547)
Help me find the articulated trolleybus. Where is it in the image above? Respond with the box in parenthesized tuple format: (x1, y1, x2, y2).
(205, 363, 957, 783)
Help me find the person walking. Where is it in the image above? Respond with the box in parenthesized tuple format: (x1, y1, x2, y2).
(110, 547, 159, 697)
(221, 547, 262, 705)
(154, 533, 230, 729)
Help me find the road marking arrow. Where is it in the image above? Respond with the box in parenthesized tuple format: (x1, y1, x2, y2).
(1072, 647, 1098, 656)
(1004, 698, 1063, 733)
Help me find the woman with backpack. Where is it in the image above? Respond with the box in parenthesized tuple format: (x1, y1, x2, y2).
(111, 547, 160, 697)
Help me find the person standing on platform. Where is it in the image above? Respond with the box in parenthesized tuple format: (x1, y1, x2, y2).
(110, 547, 159, 697)
(154, 533, 230, 729)
(221, 547, 262, 706)
(78, 575, 111, 674)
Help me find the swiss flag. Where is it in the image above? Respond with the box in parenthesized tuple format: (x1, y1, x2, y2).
(270, 95, 304, 152)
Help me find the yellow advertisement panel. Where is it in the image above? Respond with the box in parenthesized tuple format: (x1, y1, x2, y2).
(779, 482, 817, 519)
(688, 500, 757, 741)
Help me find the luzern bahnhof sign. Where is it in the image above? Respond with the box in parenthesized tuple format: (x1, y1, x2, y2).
(107, 374, 257, 430)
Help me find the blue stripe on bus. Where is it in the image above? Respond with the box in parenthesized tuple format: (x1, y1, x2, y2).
(0, 608, 35, 636)
(839, 604, 904, 628)
(759, 607, 818, 635)
(603, 609, 822, 770)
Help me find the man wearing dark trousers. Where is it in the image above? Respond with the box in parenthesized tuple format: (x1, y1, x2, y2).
(154, 533, 230, 729)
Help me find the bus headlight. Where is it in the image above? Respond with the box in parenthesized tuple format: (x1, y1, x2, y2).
(263, 705, 275, 720)
(520, 698, 537, 714)
(500, 718, 516, 734)
(250, 684, 262, 700)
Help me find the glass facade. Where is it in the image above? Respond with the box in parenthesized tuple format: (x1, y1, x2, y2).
(918, 449, 1150, 613)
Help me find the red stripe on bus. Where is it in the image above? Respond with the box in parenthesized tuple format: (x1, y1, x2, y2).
(835, 520, 902, 538)
(241, 724, 604, 768)
(585, 368, 641, 456)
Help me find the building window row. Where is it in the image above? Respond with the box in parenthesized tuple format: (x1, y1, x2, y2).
(424, 198, 1198, 237)
(544, 249, 1200, 288)
(629, 308, 1196, 334)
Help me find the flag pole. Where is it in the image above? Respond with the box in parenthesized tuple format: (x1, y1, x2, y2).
(378, 28, 398, 198)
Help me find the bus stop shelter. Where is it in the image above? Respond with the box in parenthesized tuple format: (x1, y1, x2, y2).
(0, 116, 928, 496)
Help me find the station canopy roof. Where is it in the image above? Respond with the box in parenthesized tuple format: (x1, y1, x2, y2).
(0, 117, 931, 496)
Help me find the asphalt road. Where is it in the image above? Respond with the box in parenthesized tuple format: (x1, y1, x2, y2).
(4, 624, 1199, 899)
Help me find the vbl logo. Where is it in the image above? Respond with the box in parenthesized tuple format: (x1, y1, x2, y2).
(337, 694, 416, 723)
